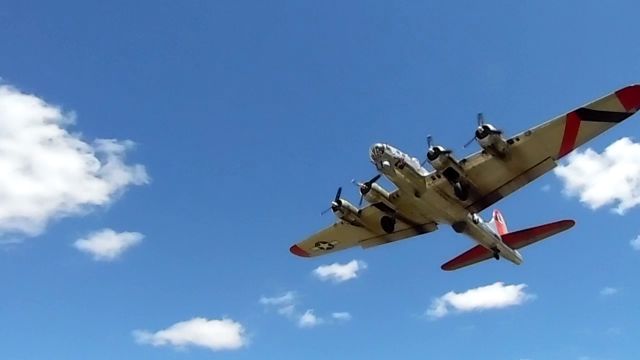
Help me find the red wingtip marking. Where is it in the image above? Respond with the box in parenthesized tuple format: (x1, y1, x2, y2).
(290, 245, 310, 257)
(558, 112, 581, 158)
(616, 85, 640, 112)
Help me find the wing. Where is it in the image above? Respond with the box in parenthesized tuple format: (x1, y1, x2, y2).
(441, 219, 575, 271)
(456, 84, 640, 213)
(290, 204, 437, 258)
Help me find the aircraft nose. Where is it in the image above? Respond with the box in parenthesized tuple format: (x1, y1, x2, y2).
(370, 143, 385, 160)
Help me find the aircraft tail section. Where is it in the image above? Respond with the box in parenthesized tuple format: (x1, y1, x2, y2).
(488, 209, 508, 236)
(441, 219, 575, 271)
(501, 219, 575, 250)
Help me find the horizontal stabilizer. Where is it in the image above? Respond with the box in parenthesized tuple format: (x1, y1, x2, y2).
(441, 219, 575, 271)
(501, 220, 575, 249)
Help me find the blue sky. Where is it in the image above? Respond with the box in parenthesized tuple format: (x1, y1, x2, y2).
(1, 1, 640, 359)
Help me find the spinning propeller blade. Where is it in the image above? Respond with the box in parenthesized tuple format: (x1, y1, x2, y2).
(355, 174, 381, 206)
(321, 187, 343, 215)
(463, 112, 485, 148)
(422, 135, 434, 166)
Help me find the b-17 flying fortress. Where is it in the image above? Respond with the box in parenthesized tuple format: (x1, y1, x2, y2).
(291, 85, 640, 270)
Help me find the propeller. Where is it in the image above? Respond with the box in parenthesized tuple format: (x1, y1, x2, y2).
(321, 187, 343, 215)
(464, 113, 502, 148)
(353, 174, 382, 206)
(421, 135, 434, 166)
(477, 112, 485, 126)
(426, 134, 451, 162)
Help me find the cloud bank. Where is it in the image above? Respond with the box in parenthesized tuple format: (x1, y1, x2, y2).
(554, 138, 640, 214)
(0, 85, 148, 238)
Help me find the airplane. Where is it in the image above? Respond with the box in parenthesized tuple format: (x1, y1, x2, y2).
(290, 84, 640, 271)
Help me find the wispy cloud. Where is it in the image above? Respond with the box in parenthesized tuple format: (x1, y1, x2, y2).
(0, 85, 148, 239)
(554, 138, 640, 214)
(600, 287, 619, 296)
(133, 317, 247, 351)
(331, 312, 352, 321)
(73, 229, 143, 261)
(426, 282, 534, 319)
(630, 235, 640, 250)
(298, 310, 323, 328)
(259, 291, 296, 306)
(312, 260, 367, 283)
(259, 291, 349, 328)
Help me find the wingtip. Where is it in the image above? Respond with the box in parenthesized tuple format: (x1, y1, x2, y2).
(289, 244, 310, 257)
(615, 85, 640, 112)
(440, 264, 454, 271)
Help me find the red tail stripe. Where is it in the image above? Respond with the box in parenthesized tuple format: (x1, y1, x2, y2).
(493, 209, 508, 236)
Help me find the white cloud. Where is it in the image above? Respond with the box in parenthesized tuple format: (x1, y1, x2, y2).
(258, 291, 295, 306)
(331, 312, 352, 321)
(0, 85, 148, 238)
(600, 287, 619, 296)
(630, 235, 640, 250)
(133, 317, 246, 352)
(73, 228, 143, 261)
(426, 282, 534, 319)
(554, 138, 640, 214)
(298, 310, 322, 328)
(312, 260, 367, 283)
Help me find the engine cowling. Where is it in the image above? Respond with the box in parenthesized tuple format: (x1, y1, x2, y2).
(361, 182, 392, 205)
(427, 145, 456, 171)
(476, 124, 509, 156)
(332, 199, 360, 223)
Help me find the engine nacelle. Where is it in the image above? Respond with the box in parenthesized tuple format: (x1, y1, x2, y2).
(427, 146, 457, 172)
(333, 199, 360, 223)
(476, 124, 509, 157)
(363, 182, 392, 205)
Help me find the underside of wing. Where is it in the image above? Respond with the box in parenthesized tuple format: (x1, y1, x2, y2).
(460, 84, 640, 213)
(291, 204, 437, 258)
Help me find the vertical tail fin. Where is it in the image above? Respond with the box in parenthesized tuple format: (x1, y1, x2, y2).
(490, 209, 508, 236)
